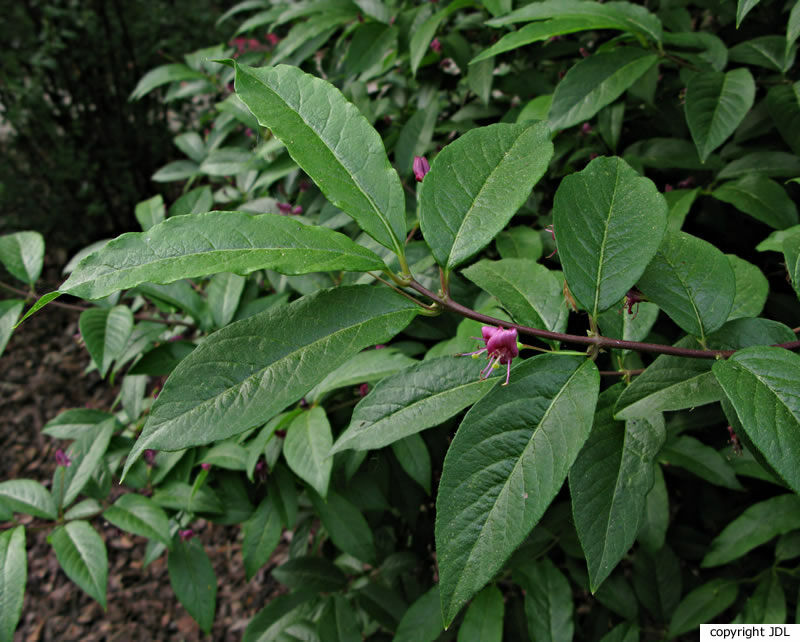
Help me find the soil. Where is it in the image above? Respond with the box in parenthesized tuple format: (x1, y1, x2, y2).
(1, 260, 285, 641)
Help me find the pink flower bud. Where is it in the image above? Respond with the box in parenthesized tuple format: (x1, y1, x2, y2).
(413, 156, 431, 182)
(143, 449, 157, 467)
(55, 449, 72, 467)
(179, 529, 194, 541)
(359, 383, 369, 397)
(200, 463, 211, 471)
(430, 38, 442, 53)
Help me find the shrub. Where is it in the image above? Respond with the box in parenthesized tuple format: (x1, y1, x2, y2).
(2, 0, 800, 639)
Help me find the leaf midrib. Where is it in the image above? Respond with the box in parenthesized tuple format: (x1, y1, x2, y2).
(592, 163, 621, 318)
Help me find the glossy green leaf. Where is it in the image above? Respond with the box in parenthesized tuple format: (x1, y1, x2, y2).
(242, 496, 282, 580)
(61, 418, 116, 507)
(284, 407, 333, 499)
(636, 231, 735, 339)
(151, 481, 223, 514)
(79, 306, 133, 377)
(718, 152, 800, 180)
(103, 494, 172, 549)
(487, 0, 663, 44)
(637, 464, 668, 552)
(713, 347, 800, 493)
(394, 586, 442, 642)
(243, 591, 316, 642)
(0, 299, 23, 359)
(332, 357, 496, 453)
(685, 68, 755, 163)
(130, 63, 206, 100)
(409, 0, 473, 75)
(272, 556, 346, 593)
(727, 254, 769, 319)
(0, 526, 25, 642)
(495, 226, 543, 261)
(233, 62, 405, 255)
(783, 229, 800, 300)
(702, 494, 800, 567)
(207, 272, 245, 328)
(199, 442, 248, 471)
(134, 195, 165, 231)
(766, 82, 800, 155)
(625, 138, 716, 171)
(712, 175, 798, 230)
(0, 231, 44, 285)
(395, 104, 439, 178)
(553, 156, 667, 318)
(457, 584, 504, 642)
(0, 480, 56, 520)
(515, 559, 574, 642)
(419, 122, 552, 271)
(123, 286, 416, 477)
(659, 435, 743, 490)
(549, 48, 658, 131)
(668, 579, 738, 637)
(737, 0, 761, 27)
(570, 386, 666, 591)
(49, 521, 107, 608)
(169, 186, 213, 218)
(632, 545, 681, 622)
(391, 434, 431, 494)
(317, 594, 361, 642)
(436, 354, 599, 625)
(168, 536, 216, 634)
(60, 211, 386, 300)
(756, 224, 800, 252)
(64, 499, 102, 521)
(599, 622, 639, 642)
(730, 36, 796, 72)
(789, 2, 800, 58)
(742, 572, 786, 624)
(462, 259, 568, 333)
(309, 489, 376, 564)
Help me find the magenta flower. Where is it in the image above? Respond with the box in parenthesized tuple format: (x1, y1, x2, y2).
(143, 449, 157, 467)
(461, 326, 519, 386)
(200, 462, 211, 471)
(359, 383, 369, 397)
(430, 38, 442, 53)
(55, 449, 71, 467)
(179, 529, 194, 541)
(413, 156, 430, 182)
(276, 202, 293, 214)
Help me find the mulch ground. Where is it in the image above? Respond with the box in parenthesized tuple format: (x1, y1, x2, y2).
(1, 261, 285, 641)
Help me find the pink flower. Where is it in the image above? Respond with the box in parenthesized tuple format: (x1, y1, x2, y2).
(461, 326, 519, 386)
(200, 462, 211, 471)
(413, 156, 430, 182)
(359, 383, 369, 397)
(430, 38, 442, 53)
(266, 33, 280, 46)
(581, 122, 592, 135)
(179, 529, 194, 541)
(276, 202, 293, 214)
(55, 449, 71, 467)
(143, 449, 157, 467)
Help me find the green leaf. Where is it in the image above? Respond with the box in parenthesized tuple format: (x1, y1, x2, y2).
(436, 354, 599, 625)
(134, 195, 165, 231)
(756, 224, 800, 252)
(61, 418, 116, 507)
(284, 407, 333, 499)
(41, 408, 113, 442)
(0, 299, 23, 359)
(668, 579, 738, 637)
(243, 591, 316, 642)
(14, 291, 62, 328)
(632, 545, 681, 622)
(765, 84, 800, 157)
(549, 48, 658, 131)
(570, 386, 666, 591)
(272, 556, 346, 593)
(637, 464, 668, 552)
(0, 231, 44, 284)
(718, 151, 800, 181)
(391, 434, 431, 494)
(553, 156, 667, 318)
(199, 148, 254, 176)
(419, 122, 552, 271)
(0, 480, 56, 520)
(394, 586, 442, 642)
(487, 0, 663, 44)
(636, 230, 735, 339)
(151, 481, 223, 514)
(599, 622, 639, 642)
(123, 286, 416, 477)
(79, 306, 134, 377)
(309, 489, 376, 564)
(462, 259, 568, 333)
(130, 63, 207, 100)
(737, 0, 761, 27)
(64, 499, 102, 521)
(0, 526, 26, 642)
(789, 2, 800, 58)
(409, 0, 473, 75)
(515, 559, 574, 642)
(103, 494, 172, 549)
(742, 572, 786, 624)
(151, 160, 199, 182)
(625, 138, 716, 171)
(712, 347, 800, 493)
(659, 435, 743, 490)
(168, 536, 216, 634)
(233, 62, 406, 255)
(207, 272, 245, 327)
(60, 211, 386, 300)
(331, 357, 496, 453)
(730, 36, 796, 73)
(783, 228, 800, 300)
(49, 521, 107, 608)
(242, 496, 282, 580)
(712, 175, 798, 230)
(684, 68, 755, 163)
(317, 594, 361, 642)
(702, 494, 800, 567)
(727, 254, 769, 319)
(456, 584, 504, 642)
(395, 104, 440, 178)
(495, 226, 543, 261)
(169, 186, 213, 218)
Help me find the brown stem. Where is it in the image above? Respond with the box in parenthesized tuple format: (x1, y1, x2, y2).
(406, 280, 800, 359)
